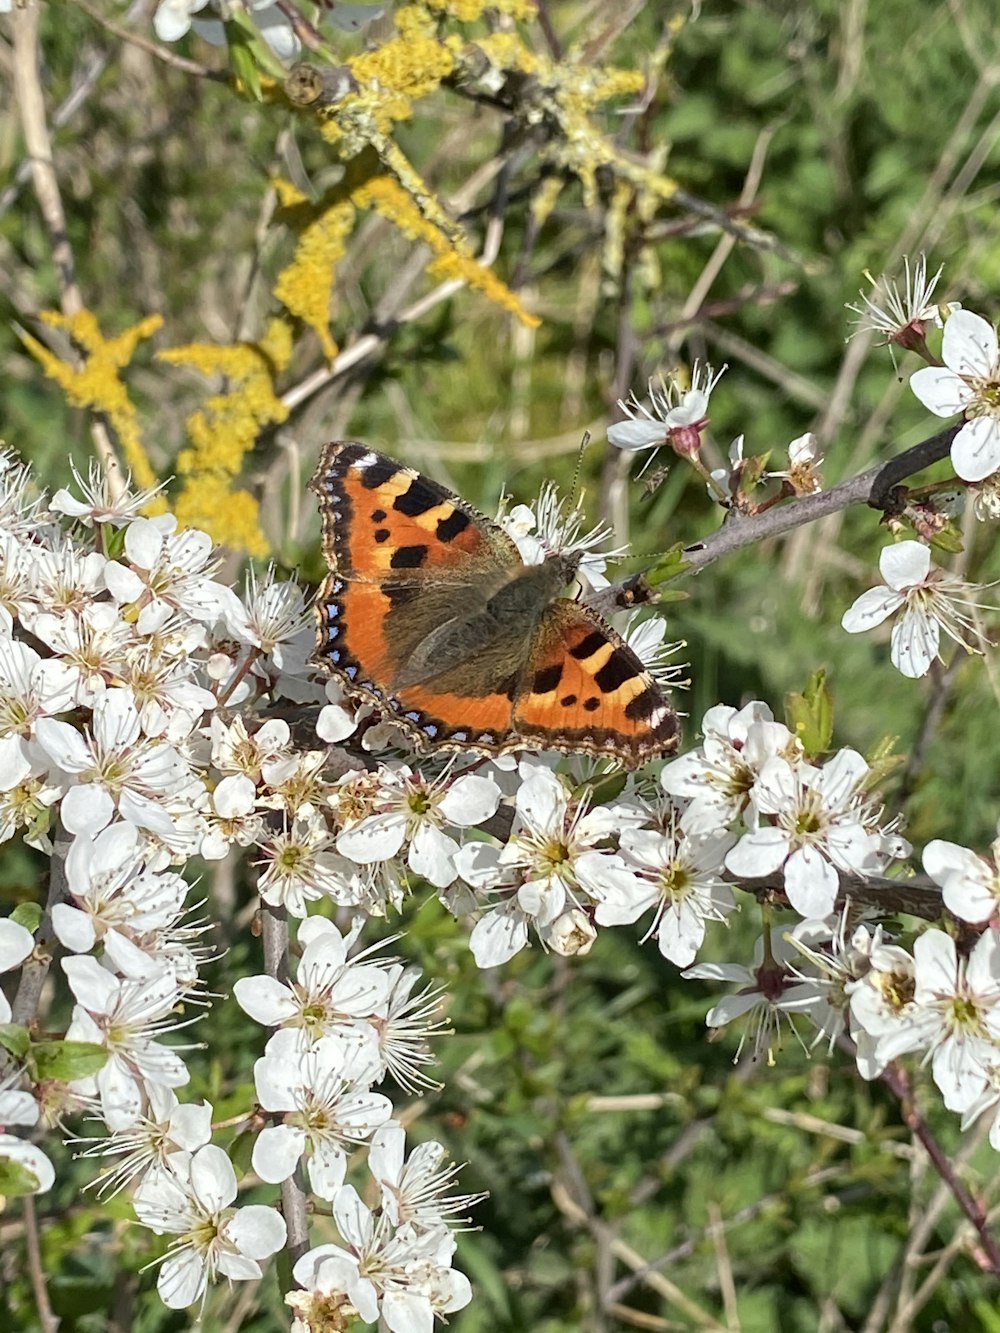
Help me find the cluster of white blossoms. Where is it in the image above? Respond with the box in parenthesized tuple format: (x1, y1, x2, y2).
(608, 268, 998, 682)
(3, 404, 1000, 1325)
(0, 452, 480, 1322)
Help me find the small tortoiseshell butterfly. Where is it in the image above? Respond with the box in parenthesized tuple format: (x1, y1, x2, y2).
(310, 442, 680, 768)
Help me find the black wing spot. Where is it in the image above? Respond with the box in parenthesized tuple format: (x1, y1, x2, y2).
(559, 693, 578, 707)
(437, 508, 471, 542)
(625, 687, 660, 722)
(359, 458, 399, 490)
(570, 631, 608, 661)
(390, 544, 428, 569)
(595, 649, 641, 693)
(371, 508, 387, 523)
(374, 528, 390, 543)
(583, 697, 601, 712)
(394, 480, 443, 517)
(532, 663, 563, 694)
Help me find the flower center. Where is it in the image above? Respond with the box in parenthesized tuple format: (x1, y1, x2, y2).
(876, 969, 915, 1011)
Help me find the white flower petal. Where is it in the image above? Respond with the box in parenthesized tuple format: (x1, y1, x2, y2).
(951, 416, 1000, 482)
(841, 586, 904, 633)
(909, 365, 973, 417)
(252, 1125, 305, 1184)
(942, 308, 999, 378)
(225, 1204, 286, 1260)
(879, 540, 931, 590)
(607, 419, 666, 449)
(890, 607, 939, 677)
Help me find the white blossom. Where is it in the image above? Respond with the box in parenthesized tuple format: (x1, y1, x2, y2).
(133, 1144, 285, 1310)
(251, 1035, 393, 1199)
(292, 1186, 472, 1333)
(36, 687, 194, 836)
(725, 749, 896, 919)
(598, 818, 736, 966)
(923, 835, 1000, 924)
(608, 363, 726, 455)
(684, 929, 829, 1063)
(233, 916, 391, 1045)
(63, 956, 191, 1129)
(660, 701, 800, 832)
(454, 767, 643, 967)
(369, 1121, 482, 1231)
(848, 255, 952, 345)
(841, 540, 991, 677)
(910, 309, 1000, 481)
(337, 766, 501, 890)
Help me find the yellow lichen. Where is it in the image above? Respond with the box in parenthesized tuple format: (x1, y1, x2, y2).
(157, 319, 292, 554)
(173, 475, 267, 557)
(424, 0, 534, 19)
(20, 310, 162, 490)
(273, 182, 356, 361)
(349, 29, 455, 107)
(353, 175, 539, 326)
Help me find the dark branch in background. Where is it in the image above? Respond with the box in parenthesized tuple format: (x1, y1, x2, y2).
(866, 425, 960, 510)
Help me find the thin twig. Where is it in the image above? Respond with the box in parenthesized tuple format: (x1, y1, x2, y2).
(23, 1195, 59, 1333)
(74, 0, 225, 79)
(259, 903, 311, 1267)
(551, 1179, 730, 1330)
(11, 3, 123, 496)
(9, 820, 68, 1032)
(879, 1061, 1000, 1273)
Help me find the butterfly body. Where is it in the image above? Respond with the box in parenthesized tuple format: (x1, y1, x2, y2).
(311, 441, 680, 767)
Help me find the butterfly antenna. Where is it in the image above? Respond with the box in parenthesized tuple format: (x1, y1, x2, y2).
(569, 431, 591, 508)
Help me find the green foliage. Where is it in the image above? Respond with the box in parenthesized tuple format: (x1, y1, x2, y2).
(785, 668, 834, 757)
(30, 1040, 107, 1083)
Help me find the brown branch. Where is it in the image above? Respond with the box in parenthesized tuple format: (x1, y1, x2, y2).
(11, 2, 123, 495)
(9, 820, 68, 1032)
(74, 0, 226, 79)
(680, 425, 960, 574)
(259, 903, 311, 1267)
(12, 6, 82, 310)
(23, 1195, 58, 1333)
(879, 1061, 1000, 1274)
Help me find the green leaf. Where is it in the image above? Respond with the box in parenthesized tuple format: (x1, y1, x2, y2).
(226, 12, 289, 92)
(785, 668, 833, 757)
(928, 523, 965, 554)
(31, 1040, 107, 1082)
(0, 1024, 30, 1060)
(646, 543, 690, 586)
(0, 1156, 44, 1199)
(11, 903, 41, 935)
(227, 26, 264, 102)
(228, 1128, 256, 1178)
(864, 733, 905, 789)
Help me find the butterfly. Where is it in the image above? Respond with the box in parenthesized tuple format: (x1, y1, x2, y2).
(310, 441, 680, 768)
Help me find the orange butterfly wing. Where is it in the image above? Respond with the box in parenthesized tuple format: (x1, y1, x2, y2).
(310, 441, 680, 766)
(512, 601, 680, 766)
(311, 442, 522, 748)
